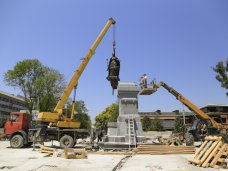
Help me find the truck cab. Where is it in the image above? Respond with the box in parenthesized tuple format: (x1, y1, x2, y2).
(5, 112, 32, 137)
(4, 112, 32, 148)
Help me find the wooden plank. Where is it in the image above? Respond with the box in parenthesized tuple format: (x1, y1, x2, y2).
(201, 141, 223, 167)
(136, 144, 195, 155)
(189, 139, 208, 163)
(204, 136, 222, 141)
(198, 139, 222, 165)
(39, 146, 56, 154)
(136, 151, 195, 155)
(64, 148, 87, 159)
(137, 145, 194, 148)
(210, 144, 228, 167)
(189, 141, 213, 164)
(217, 158, 225, 163)
(188, 136, 223, 165)
(137, 147, 195, 150)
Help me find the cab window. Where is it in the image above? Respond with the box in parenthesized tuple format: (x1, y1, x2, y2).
(10, 115, 19, 122)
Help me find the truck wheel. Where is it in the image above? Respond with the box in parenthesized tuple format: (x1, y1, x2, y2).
(10, 135, 24, 148)
(60, 135, 74, 149)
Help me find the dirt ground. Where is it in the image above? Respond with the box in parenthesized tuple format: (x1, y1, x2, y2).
(0, 140, 227, 171)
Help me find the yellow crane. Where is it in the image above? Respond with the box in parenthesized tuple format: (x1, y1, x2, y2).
(147, 81, 227, 143)
(38, 18, 116, 128)
(154, 81, 221, 128)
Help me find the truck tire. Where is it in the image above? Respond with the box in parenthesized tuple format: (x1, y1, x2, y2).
(60, 135, 74, 149)
(10, 134, 24, 148)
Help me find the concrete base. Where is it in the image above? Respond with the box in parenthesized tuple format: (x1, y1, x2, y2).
(103, 82, 145, 148)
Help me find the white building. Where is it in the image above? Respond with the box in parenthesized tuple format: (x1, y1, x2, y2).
(0, 90, 27, 119)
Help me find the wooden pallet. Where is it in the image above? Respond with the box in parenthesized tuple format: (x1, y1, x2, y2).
(188, 136, 228, 169)
(134, 145, 195, 155)
(64, 148, 87, 159)
(210, 143, 228, 169)
(40, 145, 57, 154)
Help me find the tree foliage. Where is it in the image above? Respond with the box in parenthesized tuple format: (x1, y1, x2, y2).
(151, 115, 163, 131)
(173, 113, 187, 135)
(95, 103, 119, 132)
(0, 118, 7, 128)
(75, 101, 91, 129)
(63, 100, 91, 129)
(4, 59, 65, 113)
(142, 116, 152, 131)
(142, 115, 163, 132)
(213, 59, 228, 96)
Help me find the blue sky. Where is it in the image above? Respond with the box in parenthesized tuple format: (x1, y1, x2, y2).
(0, 1, 227, 120)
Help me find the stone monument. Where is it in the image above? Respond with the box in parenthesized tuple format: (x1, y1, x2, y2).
(102, 82, 145, 148)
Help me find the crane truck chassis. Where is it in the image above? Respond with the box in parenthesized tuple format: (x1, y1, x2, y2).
(5, 112, 93, 148)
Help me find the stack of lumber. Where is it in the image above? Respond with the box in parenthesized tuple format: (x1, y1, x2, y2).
(188, 136, 228, 169)
(64, 148, 87, 159)
(40, 145, 57, 154)
(133, 145, 195, 155)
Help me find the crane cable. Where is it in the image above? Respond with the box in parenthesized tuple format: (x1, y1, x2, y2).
(113, 23, 116, 56)
(112, 24, 116, 96)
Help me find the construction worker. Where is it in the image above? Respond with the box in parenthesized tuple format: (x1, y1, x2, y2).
(139, 76, 144, 89)
(150, 78, 156, 88)
(142, 74, 147, 88)
(97, 127, 104, 143)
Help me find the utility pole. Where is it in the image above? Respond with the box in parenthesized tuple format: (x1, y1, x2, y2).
(182, 104, 186, 125)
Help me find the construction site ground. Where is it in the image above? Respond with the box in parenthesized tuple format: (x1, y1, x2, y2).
(0, 140, 227, 171)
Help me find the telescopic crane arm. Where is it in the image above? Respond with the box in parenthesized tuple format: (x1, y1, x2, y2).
(54, 18, 116, 114)
(155, 81, 220, 128)
(38, 18, 116, 128)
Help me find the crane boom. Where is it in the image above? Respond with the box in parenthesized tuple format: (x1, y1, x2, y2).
(54, 18, 116, 113)
(38, 18, 116, 128)
(155, 81, 220, 128)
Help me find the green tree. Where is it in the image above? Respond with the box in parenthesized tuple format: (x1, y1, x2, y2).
(213, 59, 228, 96)
(63, 100, 91, 129)
(36, 67, 65, 112)
(0, 118, 7, 128)
(174, 113, 186, 135)
(95, 103, 119, 132)
(151, 115, 163, 131)
(4, 59, 65, 113)
(75, 101, 91, 129)
(141, 116, 152, 131)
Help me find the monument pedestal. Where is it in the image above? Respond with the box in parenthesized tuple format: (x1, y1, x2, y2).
(101, 82, 145, 148)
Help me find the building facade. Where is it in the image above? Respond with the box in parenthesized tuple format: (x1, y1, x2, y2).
(0, 90, 27, 119)
(139, 111, 194, 130)
(139, 104, 228, 130)
(200, 104, 228, 124)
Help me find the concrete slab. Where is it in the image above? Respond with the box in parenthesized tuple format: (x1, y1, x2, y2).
(0, 141, 227, 171)
(0, 141, 124, 171)
(120, 154, 227, 171)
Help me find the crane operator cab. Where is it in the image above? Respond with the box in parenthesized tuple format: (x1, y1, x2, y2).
(106, 53, 120, 90)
